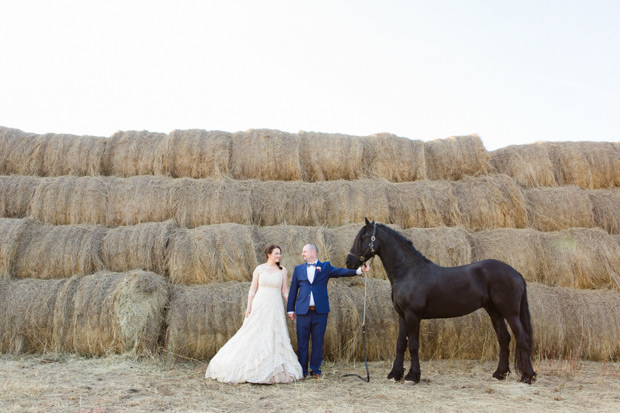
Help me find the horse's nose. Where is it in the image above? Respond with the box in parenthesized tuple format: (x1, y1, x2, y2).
(345, 255, 355, 269)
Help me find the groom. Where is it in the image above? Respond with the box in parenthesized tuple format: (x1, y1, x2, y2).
(287, 244, 369, 378)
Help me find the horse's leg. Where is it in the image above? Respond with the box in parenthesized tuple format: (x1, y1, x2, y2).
(387, 315, 407, 381)
(403, 314, 421, 384)
(484, 305, 511, 380)
(505, 316, 536, 384)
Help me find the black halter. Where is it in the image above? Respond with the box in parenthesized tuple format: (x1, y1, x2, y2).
(348, 222, 377, 263)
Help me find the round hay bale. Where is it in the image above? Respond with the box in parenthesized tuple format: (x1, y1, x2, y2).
(325, 278, 397, 361)
(525, 186, 595, 232)
(230, 129, 301, 181)
(29, 176, 110, 226)
(0, 128, 39, 175)
(167, 224, 258, 284)
(469, 228, 544, 284)
(37, 133, 105, 177)
(363, 133, 427, 182)
(546, 141, 619, 189)
(170, 178, 253, 228)
(589, 189, 620, 234)
(165, 282, 251, 360)
(539, 228, 620, 290)
(102, 130, 169, 176)
(528, 283, 620, 361)
(424, 134, 490, 180)
(0, 278, 66, 354)
(14, 223, 106, 280)
(101, 220, 176, 276)
(0, 176, 40, 218)
(490, 143, 556, 188)
(166, 130, 232, 178)
(253, 225, 331, 275)
(453, 175, 528, 231)
(321, 180, 390, 227)
(298, 131, 365, 181)
(387, 181, 461, 228)
(404, 226, 473, 267)
(0, 218, 29, 279)
(105, 176, 173, 227)
(614, 142, 620, 187)
(53, 271, 168, 355)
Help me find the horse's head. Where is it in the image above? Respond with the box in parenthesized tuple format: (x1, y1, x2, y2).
(346, 218, 378, 269)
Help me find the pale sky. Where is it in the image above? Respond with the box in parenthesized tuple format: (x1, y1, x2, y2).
(1, 0, 619, 150)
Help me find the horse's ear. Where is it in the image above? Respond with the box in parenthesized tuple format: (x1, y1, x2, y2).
(365, 217, 371, 227)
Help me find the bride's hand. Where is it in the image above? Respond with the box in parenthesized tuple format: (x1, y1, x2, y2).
(245, 308, 251, 318)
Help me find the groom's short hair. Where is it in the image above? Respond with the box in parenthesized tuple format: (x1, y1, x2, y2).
(307, 243, 318, 255)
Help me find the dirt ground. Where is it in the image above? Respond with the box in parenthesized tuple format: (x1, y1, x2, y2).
(1, 354, 619, 412)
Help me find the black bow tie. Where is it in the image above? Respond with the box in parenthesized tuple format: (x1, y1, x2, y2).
(306, 263, 317, 267)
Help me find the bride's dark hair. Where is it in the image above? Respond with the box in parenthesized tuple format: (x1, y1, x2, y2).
(265, 244, 282, 270)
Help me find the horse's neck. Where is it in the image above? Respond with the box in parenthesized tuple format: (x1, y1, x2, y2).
(376, 229, 429, 282)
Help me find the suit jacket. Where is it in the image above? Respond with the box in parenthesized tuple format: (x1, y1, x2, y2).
(287, 261, 358, 315)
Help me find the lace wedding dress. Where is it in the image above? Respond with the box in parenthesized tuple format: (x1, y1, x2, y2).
(205, 265, 303, 384)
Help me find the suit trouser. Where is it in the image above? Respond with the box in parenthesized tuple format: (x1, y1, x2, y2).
(296, 309, 328, 376)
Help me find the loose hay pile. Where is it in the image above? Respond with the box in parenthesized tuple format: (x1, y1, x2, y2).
(0, 126, 619, 363)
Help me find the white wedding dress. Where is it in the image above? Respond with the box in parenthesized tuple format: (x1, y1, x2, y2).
(205, 265, 303, 384)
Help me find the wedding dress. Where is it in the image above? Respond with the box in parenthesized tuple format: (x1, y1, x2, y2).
(205, 265, 303, 384)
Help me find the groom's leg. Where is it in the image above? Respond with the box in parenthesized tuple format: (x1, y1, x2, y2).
(309, 312, 329, 375)
(296, 314, 311, 377)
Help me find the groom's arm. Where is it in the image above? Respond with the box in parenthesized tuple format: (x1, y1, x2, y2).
(287, 270, 299, 319)
(324, 262, 364, 278)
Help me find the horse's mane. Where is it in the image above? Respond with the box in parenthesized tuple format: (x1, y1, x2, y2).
(377, 224, 430, 265)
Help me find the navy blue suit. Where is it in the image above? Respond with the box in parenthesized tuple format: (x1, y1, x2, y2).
(287, 261, 358, 376)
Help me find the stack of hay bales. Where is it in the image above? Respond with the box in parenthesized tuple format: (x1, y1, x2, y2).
(0, 125, 619, 363)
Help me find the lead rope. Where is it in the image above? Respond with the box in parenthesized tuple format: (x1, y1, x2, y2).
(343, 255, 374, 382)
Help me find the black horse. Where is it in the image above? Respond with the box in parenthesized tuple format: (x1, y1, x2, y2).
(346, 219, 536, 384)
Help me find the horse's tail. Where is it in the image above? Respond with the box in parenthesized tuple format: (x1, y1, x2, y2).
(515, 283, 534, 374)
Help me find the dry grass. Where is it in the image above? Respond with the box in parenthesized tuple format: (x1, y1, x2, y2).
(102, 130, 169, 176)
(0, 271, 168, 356)
(2, 354, 619, 412)
(0, 176, 40, 218)
(0, 218, 29, 278)
(166, 129, 232, 179)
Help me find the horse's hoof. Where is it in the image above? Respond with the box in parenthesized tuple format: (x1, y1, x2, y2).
(404, 371, 420, 384)
(387, 371, 403, 381)
(520, 374, 536, 385)
(493, 370, 510, 381)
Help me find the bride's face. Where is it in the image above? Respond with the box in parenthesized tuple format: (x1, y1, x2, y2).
(268, 248, 281, 262)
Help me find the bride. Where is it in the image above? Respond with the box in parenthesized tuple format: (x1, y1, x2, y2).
(205, 244, 303, 384)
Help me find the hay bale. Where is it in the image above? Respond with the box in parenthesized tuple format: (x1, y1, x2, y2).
(53, 271, 168, 355)
(0, 176, 40, 218)
(589, 189, 620, 234)
(101, 221, 176, 275)
(167, 224, 258, 284)
(166, 130, 232, 178)
(490, 143, 556, 188)
(298, 131, 366, 181)
(0, 128, 39, 175)
(102, 130, 169, 176)
(14, 223, 106, 280)
(230, 129, 301, 181)
(36, 133, 105, 176)
(29, 176, 110, 226)
(170, 178, 253, 228)
(525, 186, 595, 232)
(546, 141, 619, 189)
(453, 175, 528, 231)
(0, 218, 30, 279)
(424, 134, 490, 180)
(387, 180, 461, 228)
(404, 226, 473, 267)
(0, 278, 66, 354)
(0, 271, 168, 355)
(105, 176, 173, 227)
(363, 133, 427, 182)
(164, 282, 251, 360)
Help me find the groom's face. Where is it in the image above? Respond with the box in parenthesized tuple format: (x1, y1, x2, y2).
(302, 245, 317, 263)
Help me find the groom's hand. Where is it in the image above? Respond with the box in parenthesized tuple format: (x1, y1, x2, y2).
(361, 263, 370, 272)
(288, 312, 295, 321)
